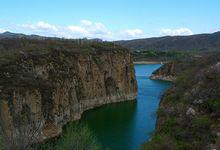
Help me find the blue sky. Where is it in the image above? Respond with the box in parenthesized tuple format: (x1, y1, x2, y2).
(0, 0, 219, 40)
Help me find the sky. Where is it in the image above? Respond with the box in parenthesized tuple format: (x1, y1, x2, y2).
(0, 0, 219, 40)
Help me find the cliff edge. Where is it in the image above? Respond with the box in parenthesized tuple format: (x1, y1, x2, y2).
(0, 38, 137, 145)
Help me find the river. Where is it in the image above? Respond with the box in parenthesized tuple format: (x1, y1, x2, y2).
(79, 64, 171, 150)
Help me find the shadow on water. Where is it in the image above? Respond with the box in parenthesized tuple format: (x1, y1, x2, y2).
(77, 64, 171, 150)
(80, 101, 137, 150)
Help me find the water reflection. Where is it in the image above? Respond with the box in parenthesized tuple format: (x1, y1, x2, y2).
(80, 101, 137, 150)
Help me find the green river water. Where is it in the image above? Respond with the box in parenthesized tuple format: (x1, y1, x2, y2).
(79, 64, 171, 150)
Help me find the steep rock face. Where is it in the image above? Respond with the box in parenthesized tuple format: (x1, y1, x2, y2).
(0, 43, 137, 142)
(150, 62, 177, 81)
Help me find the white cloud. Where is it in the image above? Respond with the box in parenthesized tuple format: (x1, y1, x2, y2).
(0, 28, 6, 33)
(81, 20, 93, 26)
(66, 22, 112, 39)
(160, 28, 193, 36)
(36, 21, 58, 31)
(21, 21, 58, 32)
(80, 20, 111, 35)
(11, 20, 145, 40)
(67, 21, 113, 39)
(67, 25, 88, 35)
(91, 23, 112, 35)
(119, 29, 144, 40)
(122, 29, 144, 37)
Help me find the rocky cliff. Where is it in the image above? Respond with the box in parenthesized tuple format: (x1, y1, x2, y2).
(150, 56, 203, 82)
(0, 38, 137, 145)
(150, 62, 177, 81)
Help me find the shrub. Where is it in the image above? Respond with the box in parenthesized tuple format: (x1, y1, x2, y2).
(55, 124, 100, 150)
(141, 134, 178, 150)
(35, 123, 101, 150)
(216, 137, 220, 150)
(160, 118, 176, 134)
(209, 100, 220, 113)
(192, 116, 212, 130)
(156, 108, 166, 117)
(0, 133, 4, 150)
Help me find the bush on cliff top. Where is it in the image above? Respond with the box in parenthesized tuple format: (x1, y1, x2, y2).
(0, 38, 127, 67)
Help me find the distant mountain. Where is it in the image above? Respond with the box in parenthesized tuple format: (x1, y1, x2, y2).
(2, 31, 220, 52)
(116, 31, 220, 51)
(0, 32, 105, 42)
(0, 31, 47, 40)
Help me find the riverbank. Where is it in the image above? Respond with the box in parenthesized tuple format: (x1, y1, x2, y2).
(134, 61, 166, 64)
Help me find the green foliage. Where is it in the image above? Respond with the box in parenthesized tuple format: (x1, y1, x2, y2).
(0, 38, 125, 68)
(92, 56, 104, 70)
(156, 108, 165, 117)
(0, 133, 4, 150)
(142, 134, 178, 150)
(175, 69, 194, 89)
(192, 116, 212, 130)
(160, 118, 176, 134)
(217, 75, 220, 84)
(208, 100, 220, 113)
(216, 137, 220, 150)
(35, 123, 101, 150)
(132, 49, 191, 61)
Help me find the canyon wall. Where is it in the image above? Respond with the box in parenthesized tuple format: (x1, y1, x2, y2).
(0, 40, 137, 143)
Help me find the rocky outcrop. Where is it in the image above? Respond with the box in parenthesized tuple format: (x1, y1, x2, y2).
(150, 74, 176, 82)
(150, 57, 205, 82)
(0, 39, 137, 143)
(150, 62, 177, 81)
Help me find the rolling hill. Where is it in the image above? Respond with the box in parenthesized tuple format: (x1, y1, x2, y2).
(117, 31, 220, 52)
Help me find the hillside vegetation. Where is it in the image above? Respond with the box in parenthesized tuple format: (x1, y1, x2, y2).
(117, 32, 220, 61)
(0, 37, 126, 66)
(143, 54, 220, 150)
(132, 50, 192, 61)
(117, 31, 220, 52)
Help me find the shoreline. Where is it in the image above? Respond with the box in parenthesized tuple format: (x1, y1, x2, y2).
(134, 61, 166, 64)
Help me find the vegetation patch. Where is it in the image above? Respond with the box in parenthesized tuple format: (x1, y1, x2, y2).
(34, 123, 101, 150)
